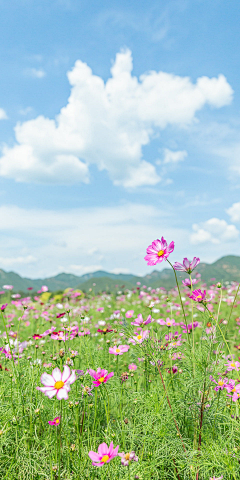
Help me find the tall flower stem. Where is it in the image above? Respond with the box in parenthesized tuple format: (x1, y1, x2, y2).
(58, 400, 63, 480)
(167, 260, 187, 324)
(157, 364, 186, 453)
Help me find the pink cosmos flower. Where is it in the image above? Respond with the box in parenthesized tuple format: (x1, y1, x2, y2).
(128, 363, 137, 371)
(209, 375, 228, 391)
(118, 451, 138, 466)
(1, 304, 8, 312)
(173, 257, 200, 274)
(36, 365, 76, 400)
(189, 289, 207, 303)
(225, 360, 240, 372)
(81, 384, 93, 397)
(125, 310, 134, 318)
(48, 416, 61, 426)
(182, 278, 198, 287)
(56, 312, 66, 319)
(78, 329, 90, 336)
(144, 237, 174, 266)
(3, 285, 13, 290)
(210, 477, 223, 480)
(51, 330, 68, 341)
(109, 345, 130, 355)
(131, 313, 151, 326)
(33, 334, 42, 340)
(129, 328, 149, 345)
(88, 368, 114, 387)
(89, 442, 119, 467)
(180, 322, 199, 334)
(157, 317, 176, 327)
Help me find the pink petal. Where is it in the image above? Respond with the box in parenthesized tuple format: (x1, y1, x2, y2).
(98, 442, 108, 456)
(89, 451, 101, 462)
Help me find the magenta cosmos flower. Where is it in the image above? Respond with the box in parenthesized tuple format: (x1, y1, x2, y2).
(37, 365, 76, 400)
(109, 345, 130, 355)
(48, 416, 61, 426)
(131, 313, 151, 327)
(89, 442, 119, 467)
(189, 289, 207, 303)
(209, 375, 228, 391)
(173, 257, 200, 274)
(88, 368, 114, 387)
(144, 237, 174, 266)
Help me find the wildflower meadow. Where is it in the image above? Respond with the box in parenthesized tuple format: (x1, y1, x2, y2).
(0, 237, 240, 480)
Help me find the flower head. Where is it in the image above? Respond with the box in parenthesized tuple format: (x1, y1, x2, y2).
(128, 363, 137, 371)
(88, 368, 114, 387)
(81, 384, 93, 397)
(157, 317, 176, 327)
(1, 304, 8, 312)
(144, 237, 174, 266)
(225, 360, 240, 372)
(189, 289, 207, 303)
(182, 278, 198, 288)
(97, 327, 113, 335)
(118, 451, 138, 466)
(173, 257, 200, 274)
(36, 365, 76, 400)
(88, 442, 119, 467)
(125, 310, 134, 318)
(109, 345, 130, 355)
(131, 314, 151, 327)
(129, 328, 149, 345)
(48, 416, 61, 426)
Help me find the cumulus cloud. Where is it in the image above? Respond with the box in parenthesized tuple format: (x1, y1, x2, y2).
(190, 218, 239, 245)
(226, 202, 240, 223)
(0, 108, 8, 120)
(0, 49, 233, 187)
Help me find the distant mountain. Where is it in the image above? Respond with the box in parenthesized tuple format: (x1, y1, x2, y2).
(1, 255, 240, 293)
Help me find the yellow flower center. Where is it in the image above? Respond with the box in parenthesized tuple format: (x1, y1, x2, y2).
(56, 418, 60, 424)
(54, 380, 64, 390)
(125, 453, 130, 460)
(101, 455, 109, 463)
(99, 377, 105, 383)
(166, 321, 171, 326)
(116, 348, 120, 353)
(137, 335, 142, 340)
(157, 250, 164, 257)
(231, 363, 235, 367)
(103, 328, 107, 332)
(196, 295, 202, 299)
(218, 380, 224, 386)
(232, 387, 236, 392)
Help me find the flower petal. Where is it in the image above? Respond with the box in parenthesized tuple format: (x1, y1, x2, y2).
(52, 367, 62, 382)
(62, 365, 71, 383)
(40, 372, 55, 387)
(56, 386, 69, 400)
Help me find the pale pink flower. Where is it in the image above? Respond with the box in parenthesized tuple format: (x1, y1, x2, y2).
(118, 451, 138, 466)
(131, 313, 151, 326)
(129, 328, 149, 345)
(36, 365, 76, 400)
(173, 257, 200, 274)
(88, 368, 114, 387)
(3, 285, 13, 290)
(89, 442, 119, 467)
(125, 310, 134, 318)
(128, 363, 137, 371)
(144, 237, 174, 266)
(51, 330, 68, 341)
(109, 345, 130, 355)
(157, 317, 175, 327)
(225, 360, 240, 372)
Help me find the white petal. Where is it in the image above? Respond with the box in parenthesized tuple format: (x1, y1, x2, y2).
(51, 367, 62, 382)
(62, 365, 71, 383)
(56, 387, 69, 400)
(40, 372, 55, 387)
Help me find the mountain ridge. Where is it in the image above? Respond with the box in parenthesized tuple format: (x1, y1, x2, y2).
(0, 255, 240, 293)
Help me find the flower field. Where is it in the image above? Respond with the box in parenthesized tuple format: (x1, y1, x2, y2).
(0, 238, 240, 479)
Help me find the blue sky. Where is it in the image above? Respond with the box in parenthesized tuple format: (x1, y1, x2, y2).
(0, 0, 240, 279)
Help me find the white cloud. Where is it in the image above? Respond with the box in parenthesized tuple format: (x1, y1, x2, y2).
(191, 218, 239, 245)
(162, 148, 187, 164)
(0, 203, 187, 277)
(226, 202, 240, 223)
(0, 49, 233, 187)
(68, 264, 103, 274)
(110, 268, 130, 274)
(0, 108, 8, 120)
(0, 255, 37, 267)
(25, 68, 46, 78)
